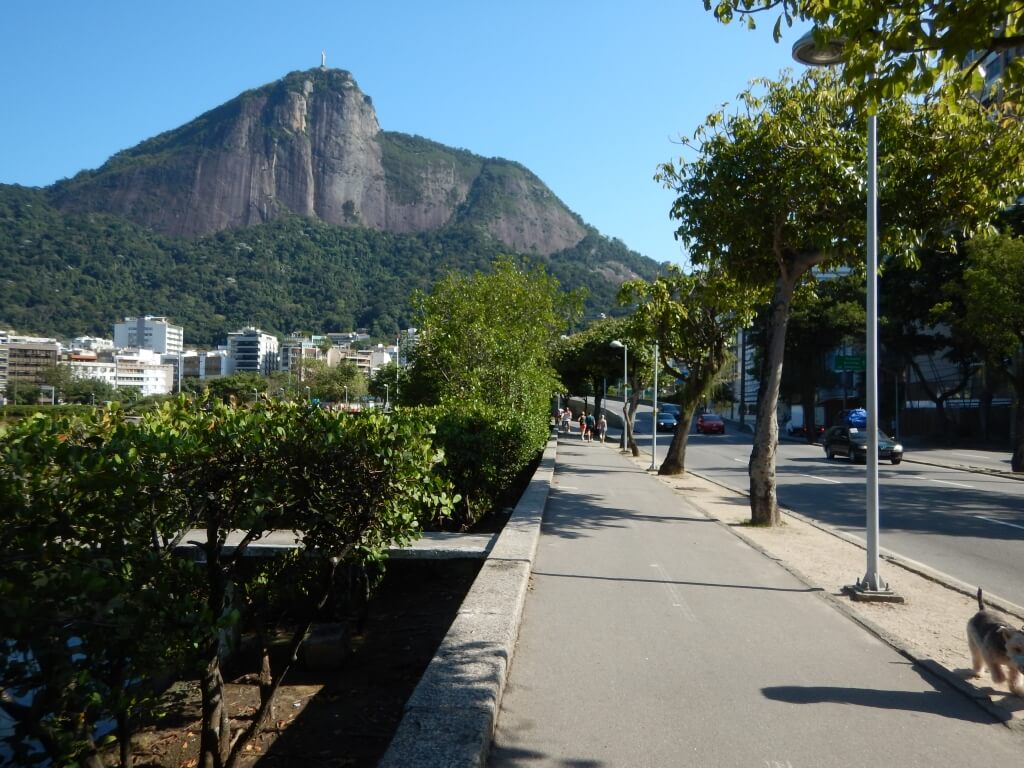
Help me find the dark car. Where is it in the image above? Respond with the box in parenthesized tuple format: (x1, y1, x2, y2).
(696, 413, 725, 434)
(822, 425, 903, 464)
(656, 411, 678, 432)
(788, 423, 826, 440)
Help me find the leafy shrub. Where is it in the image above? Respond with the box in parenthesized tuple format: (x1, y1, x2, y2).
(424, 401, 548, 528)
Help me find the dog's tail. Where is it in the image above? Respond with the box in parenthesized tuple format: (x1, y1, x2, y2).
(977, 587, 985, 611)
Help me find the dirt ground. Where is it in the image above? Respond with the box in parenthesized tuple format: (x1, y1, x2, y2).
(125, 559, 482, 767)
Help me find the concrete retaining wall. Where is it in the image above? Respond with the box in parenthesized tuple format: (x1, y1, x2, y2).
(377, 434, 556, 767)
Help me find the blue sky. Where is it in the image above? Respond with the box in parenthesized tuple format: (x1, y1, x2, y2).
(0, 1, 804, 266)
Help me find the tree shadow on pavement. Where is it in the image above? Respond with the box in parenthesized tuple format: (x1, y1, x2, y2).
(761, 682, 1010, 724)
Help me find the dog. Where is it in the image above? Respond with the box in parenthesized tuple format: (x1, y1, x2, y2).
(967, 587, 1024, 696)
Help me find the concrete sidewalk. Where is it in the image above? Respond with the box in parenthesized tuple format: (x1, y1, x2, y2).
(488, 435, 1023, 767)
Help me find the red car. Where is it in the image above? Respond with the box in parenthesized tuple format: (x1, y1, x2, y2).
(696, 413, 725, 434)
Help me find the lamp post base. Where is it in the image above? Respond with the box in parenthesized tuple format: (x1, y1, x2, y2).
(842, 579, 905, 603)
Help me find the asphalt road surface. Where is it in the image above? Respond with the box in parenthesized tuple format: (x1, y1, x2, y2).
(617, 409, 1024, 603)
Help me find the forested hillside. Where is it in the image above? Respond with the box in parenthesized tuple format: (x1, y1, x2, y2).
(0, 184, 662, 346)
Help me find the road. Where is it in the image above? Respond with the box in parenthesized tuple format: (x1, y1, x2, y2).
(604, 406, 1024, 603)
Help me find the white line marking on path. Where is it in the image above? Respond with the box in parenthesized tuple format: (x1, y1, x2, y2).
(794, 473, 842, 484)
(972, 515, 1024, 532)
(651, 563, 697, 621)
(733, 457, 746, 463)
(929, 478, 975, 489)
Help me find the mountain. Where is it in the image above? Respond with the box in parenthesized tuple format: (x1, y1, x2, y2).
(49, 68, 588, 257)
(1, 68, 664, 346)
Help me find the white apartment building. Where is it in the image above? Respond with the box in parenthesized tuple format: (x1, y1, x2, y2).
(114, 316, 184, 355)
(68, 350, 175, 396)
(71, 335, 115, 353)
(280, 335, 329, 379)
(226, 328, 279, 375)
(170, 349, 234, 386)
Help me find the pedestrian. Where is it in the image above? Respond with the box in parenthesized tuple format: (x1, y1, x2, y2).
(597, 413, 607, 443)
(578, 412, 587, 440)
(561, 408, 572, 433)
(585, 412, 596, 442)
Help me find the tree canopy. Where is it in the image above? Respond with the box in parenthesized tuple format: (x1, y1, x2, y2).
(658, 68, 1024, 523)
(958, 234, 1024, 469)
(0, 185, 657, 347)
(704, 0, 1024, 105)
(620, 265, 763, 473)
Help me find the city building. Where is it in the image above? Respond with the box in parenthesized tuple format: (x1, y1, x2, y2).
(280, 335, 330, 379)
(226, 328, 279, 375)
(71, 335, 115, 353)
(68, 350, 175, 397)
(1, 335, 61, 395)
(176, 349, 234, 384)
(114, 316, 184, 355)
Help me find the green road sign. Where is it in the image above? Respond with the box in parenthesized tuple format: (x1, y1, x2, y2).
(834, 355, 865, 372)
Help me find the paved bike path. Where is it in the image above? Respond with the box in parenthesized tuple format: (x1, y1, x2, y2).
(488, 435, 1022, 767)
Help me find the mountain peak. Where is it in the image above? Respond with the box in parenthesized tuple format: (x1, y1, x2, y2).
(48, 69, 586, 255)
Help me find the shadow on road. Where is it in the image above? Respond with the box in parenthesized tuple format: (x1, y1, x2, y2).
(762, 682, 1009, 724)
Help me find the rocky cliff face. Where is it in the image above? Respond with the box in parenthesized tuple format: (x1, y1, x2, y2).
(51, 69, 587, 256)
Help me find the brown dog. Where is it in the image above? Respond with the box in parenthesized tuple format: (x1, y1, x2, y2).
(967, 588, 1024, 696)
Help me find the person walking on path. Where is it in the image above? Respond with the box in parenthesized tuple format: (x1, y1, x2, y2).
(489, 439, 1023, 766)
(585, 412, 596, 442)
(578, 412, 587, 440)
(597, 413, 607, 443)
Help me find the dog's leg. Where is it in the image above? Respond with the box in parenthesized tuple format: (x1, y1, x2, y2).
(968, 632, 986, 676)
(989, 656, 1008, 684)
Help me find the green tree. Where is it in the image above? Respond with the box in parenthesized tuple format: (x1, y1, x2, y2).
(369, 361, 408, 406)
(782, 273, 865, 439)
(406, 257, 580, 414)
(203, 372, 267, 403)
(957, 234, 1024, 470)
(704, 0, 1024, 106)
(405, 257, 580, 521)
(303, 359, 366, 404)
(0, 409, 203, 768)
(147, 397, 455, 767)
(881, 251, 983, 433)
(553, 317, 636, 423)
(658, 69, 1024, 524)
(620, 266, 763, 473)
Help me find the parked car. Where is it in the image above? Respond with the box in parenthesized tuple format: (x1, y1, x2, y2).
(656, 411, 679, 432)
(822, 425, 903, 464)
(786, 422, 826, 440)
(696, 413, 725, 434)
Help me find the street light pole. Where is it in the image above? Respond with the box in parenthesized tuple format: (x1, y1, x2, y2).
(793, 29, 897, 600)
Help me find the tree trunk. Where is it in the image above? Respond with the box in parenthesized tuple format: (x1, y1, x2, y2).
(199, 647, 230, 768)
(199, 524, 231, 768)
(749, 275, 798, 526)
(659, 401, 699, 475)
(626, 392, 641, 456)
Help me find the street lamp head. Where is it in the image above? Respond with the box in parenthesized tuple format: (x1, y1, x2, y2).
(792, 28, 845, 67)
(610, 340, 625, 350)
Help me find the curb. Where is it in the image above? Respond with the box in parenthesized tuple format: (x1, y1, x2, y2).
(378, 434, 555, 767)
(682, 467, 1024, 731)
